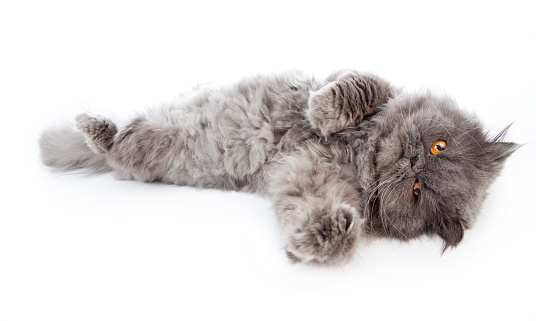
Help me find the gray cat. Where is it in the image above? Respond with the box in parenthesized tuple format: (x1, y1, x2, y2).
(39, 70, 518, 265)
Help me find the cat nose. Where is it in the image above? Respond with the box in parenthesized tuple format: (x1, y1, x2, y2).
(410, 155, 419, 168)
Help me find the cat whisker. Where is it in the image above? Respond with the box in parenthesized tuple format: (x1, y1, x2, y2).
(379, 192, 389, 236)
(381, 182, 408, 240)
(378, 178, 399, 237)
(364, 178, 390, 233)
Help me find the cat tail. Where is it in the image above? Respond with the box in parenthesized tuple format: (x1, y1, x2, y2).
(39, 114, 117, 174)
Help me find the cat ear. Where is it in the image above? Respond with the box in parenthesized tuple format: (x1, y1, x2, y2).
(438, 218, 464, 253)
(484, 141, 519, 164)
(484, 125, 520, 165)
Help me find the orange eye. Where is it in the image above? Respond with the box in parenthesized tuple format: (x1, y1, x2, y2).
(430, 140, 447, 155)
(412, 181, 421, 197)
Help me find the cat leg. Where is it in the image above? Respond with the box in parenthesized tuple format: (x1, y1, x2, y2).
(307, 71, 397, 136)
(269, 147, 364, 265)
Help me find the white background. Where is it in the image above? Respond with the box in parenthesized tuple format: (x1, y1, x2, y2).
(1, 1, 535, 320)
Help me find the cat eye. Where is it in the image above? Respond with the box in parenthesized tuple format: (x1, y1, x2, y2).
(412, 181, 421, 197)
(430, 140, 447, 155)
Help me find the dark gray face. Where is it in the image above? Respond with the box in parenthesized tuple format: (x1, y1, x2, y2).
(369, 93, 517, 250)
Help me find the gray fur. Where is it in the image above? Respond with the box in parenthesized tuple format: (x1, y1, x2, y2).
(39, 70, 518, 265)
(39, 125, 110, 173)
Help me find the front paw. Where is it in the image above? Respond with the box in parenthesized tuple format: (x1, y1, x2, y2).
(285, 205, 363, 265)
(307, 82, 353, 136)
(308, 72, 393, 136)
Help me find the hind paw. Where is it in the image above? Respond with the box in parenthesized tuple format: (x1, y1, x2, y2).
(75, 113, 117, 153)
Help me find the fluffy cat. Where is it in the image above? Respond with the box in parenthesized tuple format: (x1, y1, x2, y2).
(39, 70, 518, 265)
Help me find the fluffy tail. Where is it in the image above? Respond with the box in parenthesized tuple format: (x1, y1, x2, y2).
(39, 115, 116, 173)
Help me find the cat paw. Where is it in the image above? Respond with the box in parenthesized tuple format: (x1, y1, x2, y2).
(307, 83, 352, 136)
(75, 113, 117, 153)
(285, 205, 363, 265)
(308, 72, 390, 136)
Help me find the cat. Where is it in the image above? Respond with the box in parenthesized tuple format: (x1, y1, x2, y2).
(39, 70, 518, 265)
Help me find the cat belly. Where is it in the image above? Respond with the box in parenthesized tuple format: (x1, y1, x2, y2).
(108, 90, 278, 192)
(106, 72, 317, 192)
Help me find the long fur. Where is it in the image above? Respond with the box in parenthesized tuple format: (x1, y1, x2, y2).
(39, 70, 518, 265)
(39, 125, 111, 173)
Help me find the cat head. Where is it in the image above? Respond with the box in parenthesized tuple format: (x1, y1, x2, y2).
(370, 92, 518, 251)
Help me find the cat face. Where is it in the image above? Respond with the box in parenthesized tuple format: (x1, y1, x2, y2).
(369, 93, 517, 250)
